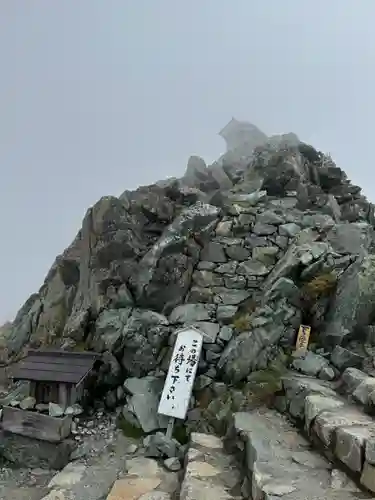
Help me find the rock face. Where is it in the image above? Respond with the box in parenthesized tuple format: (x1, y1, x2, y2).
(4, 122, 375, 415)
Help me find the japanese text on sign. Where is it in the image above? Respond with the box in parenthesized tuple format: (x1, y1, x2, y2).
(158, 327, 203, 420)
(295, 324, 311, 352)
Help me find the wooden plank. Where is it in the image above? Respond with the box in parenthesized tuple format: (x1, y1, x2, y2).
(25, 354, 97, 366)
(23, 358, 91, 368)
(12, 369, 82, 384)
(15, 361, 90, 375)
(35, 382, 43, 404)
(20, 357, 95, 369)
(58, 383, 68, 408)
(11, 349, 100, 385)
(29, 381, 36, 398)
(28, 349, 99, 359)
(67, 385, 75, 406)
(50, 383, 59, 403)
(2, 406, 72, 442)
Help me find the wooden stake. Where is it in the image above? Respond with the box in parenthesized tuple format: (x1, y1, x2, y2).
(166, 417, 175, 440)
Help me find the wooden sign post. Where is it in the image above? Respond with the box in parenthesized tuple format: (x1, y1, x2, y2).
(295, 324, 311, 354)
(158, 327, 203, 437)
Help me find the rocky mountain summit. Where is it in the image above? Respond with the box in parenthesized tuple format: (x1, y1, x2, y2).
(2, 123, 375, 368)
(3, 121, 375, 498)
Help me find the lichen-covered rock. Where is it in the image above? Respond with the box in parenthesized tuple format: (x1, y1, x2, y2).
(92, 308, 169, 378)
(122, 376, 169, 433)
(292, 352, 334, 380)
(330, 346, 364, 371)
(132, 202, 220, 313)
(323, 253, 375, 346)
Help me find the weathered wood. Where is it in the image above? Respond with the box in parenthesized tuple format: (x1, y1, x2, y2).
(28, 349, 98, 359)
(50, 383, 59, 403)
(12, 350, 100, 385)
(2, 406, 72, 442)
(58, 383, 68, 408)
(35, 382, 57, 404)
(77, 382, 84, 401)
(35, 382, 43, 404)
(29, 381, 36, 398)
(20, 356, 91, 367)
(68, 385, 75, 406)
(12, 369, 85, 384)
(16, 361, 91, 373)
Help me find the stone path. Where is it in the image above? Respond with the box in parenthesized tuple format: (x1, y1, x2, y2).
(0, 464, 54, 500)
(5, 373, 375, 500)
(279, 370, 375, 494)
(229, 407, 375, 499)
(179, 432, 242, 500)
(106, 456, 179, 500)
(1, 429, 243, 500)
(0, 428, 138, 500)
(39, 433, 148, 500)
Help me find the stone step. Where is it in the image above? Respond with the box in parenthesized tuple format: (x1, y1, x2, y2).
(106, 456, 180, 500)
(26, 430, 180, 500)
(279, 371, 375, 495)
(228, 407, 375, 499)
(38, 432, 130, 500)
(41, 455, 128, 500)
(41, 454, 178, 500)
(179, 432, 242, 500)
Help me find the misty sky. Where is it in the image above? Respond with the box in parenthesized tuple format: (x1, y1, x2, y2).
(1, 1, 375, 323)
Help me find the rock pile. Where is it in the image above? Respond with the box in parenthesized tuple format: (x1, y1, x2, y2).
(2, 122, 375, 443)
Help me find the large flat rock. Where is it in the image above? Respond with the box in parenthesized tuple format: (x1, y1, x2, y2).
(38, 432, 178, 500)
(179, 432, 241, 500)
(105, 455, 179, 500)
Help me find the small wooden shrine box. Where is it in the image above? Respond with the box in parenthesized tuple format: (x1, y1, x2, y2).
(10, 349, 99, 408)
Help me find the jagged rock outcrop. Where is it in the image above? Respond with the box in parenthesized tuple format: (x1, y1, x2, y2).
(3, 122, 375, 432)
(0, 322, 12, 345)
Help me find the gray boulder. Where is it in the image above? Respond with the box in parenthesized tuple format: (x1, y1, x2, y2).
(218, 278, 301, 382)
(262, 229, 323, 290)
(323, 253, 375, 346)
(132, 202, 220, 313)
(5, 294, 42, 356)
(330, 346, 364, 371)
(292, 352, 334, 380)
(143, 432, 181, 459)
(123, 376, 168, 433)
(169, 303, 216, 324)
(93, 308, 169, 378)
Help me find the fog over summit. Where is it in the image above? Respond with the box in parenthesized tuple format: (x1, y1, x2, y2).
(1, 0, 375, 326)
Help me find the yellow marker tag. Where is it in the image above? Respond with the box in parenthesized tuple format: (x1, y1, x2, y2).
(295, 324, 311, 352)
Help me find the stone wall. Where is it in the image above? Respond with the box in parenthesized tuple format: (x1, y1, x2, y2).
(277, 369, 375, 494)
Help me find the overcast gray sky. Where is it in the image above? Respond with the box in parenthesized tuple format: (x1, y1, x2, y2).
(1, 1, 375, 323)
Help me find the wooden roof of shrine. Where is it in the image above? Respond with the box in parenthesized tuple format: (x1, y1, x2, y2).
(11, 349, 100, 385)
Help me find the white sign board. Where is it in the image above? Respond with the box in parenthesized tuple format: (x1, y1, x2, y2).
(158, 327, 203, 420)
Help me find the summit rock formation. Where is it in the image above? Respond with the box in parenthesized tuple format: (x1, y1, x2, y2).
(4, 120, 375, 499)
(2, 119, 375, 428)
